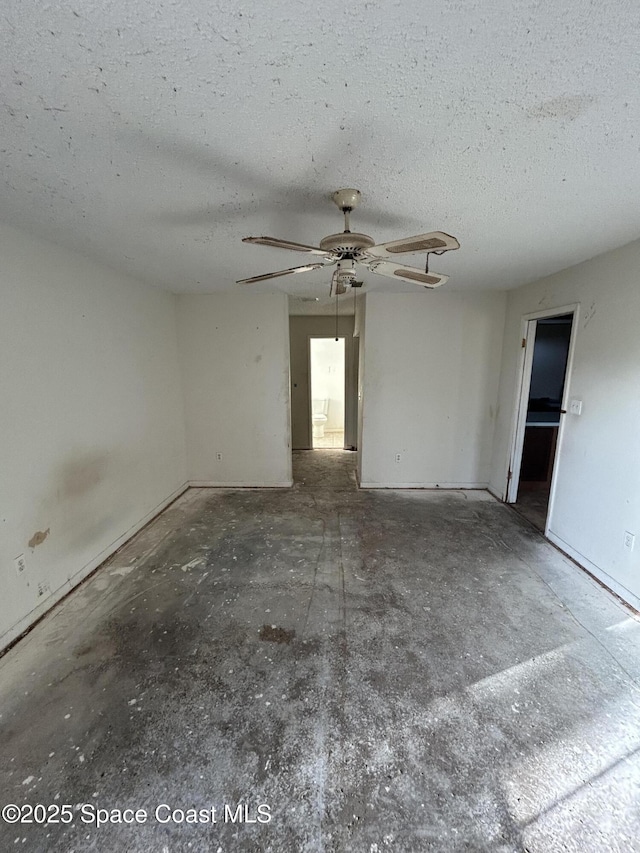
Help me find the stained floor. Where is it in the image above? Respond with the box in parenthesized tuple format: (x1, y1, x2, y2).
(1, 451, 640, 852)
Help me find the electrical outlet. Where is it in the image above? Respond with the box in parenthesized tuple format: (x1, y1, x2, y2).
(37, 581, 51, 598)
(395, 453, 402, 463)
(14, 554, 26, 576)
(569, 399, 583, 415)
(624, 531, 635, 551)
(216, 452, 223, 461)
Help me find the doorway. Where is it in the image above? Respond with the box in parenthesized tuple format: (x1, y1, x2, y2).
(309, 337, 345, 449)
(508, 309, 577, 532)
(288, 313, 358, 452)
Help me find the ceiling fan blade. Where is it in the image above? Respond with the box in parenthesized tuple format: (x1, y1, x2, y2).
(243, 236, 329, 256)
(236, 263, 326, 285)
(365, 231, 460, 259)
(365, 260, 448, 288)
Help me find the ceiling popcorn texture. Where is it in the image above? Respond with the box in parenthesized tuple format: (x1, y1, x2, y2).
(1, 0, 640, 296)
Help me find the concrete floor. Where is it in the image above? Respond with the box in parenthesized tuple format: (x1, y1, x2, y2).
(1, 451, 640, 852)
(513, 488, 551, 533)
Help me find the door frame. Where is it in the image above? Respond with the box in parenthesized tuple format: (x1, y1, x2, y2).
(506, 303, 579, 534)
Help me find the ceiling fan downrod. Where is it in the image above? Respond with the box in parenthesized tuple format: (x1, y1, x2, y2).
(332, 188, 361, 235)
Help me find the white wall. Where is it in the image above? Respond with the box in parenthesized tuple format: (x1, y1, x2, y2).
(490, 239, 640, 608)
(360, 291, 506, 488)
(0, 225, 187, 650)
(177, 294, 292, 486)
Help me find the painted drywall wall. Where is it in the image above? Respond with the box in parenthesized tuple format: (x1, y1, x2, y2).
(359, 292, 506, 488)
(490, 239, 640, 608)
(177, 294, 292, 485)
(0, 225, 187, 650)
(289, 315, 358, 450)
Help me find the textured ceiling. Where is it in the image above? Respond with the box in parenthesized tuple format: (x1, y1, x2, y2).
(2, 0, 640, 299)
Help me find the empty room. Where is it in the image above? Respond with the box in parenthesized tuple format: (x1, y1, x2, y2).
(1, 1, 640, 851)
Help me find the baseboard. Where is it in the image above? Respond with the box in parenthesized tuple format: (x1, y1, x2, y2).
(0, 482, 189, 654)
(547, 529, 640, 612)
(359, 482, 489, 490)
(189, 480, 293, 488)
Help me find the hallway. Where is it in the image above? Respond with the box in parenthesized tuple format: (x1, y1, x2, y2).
(1, 453, 639, 851)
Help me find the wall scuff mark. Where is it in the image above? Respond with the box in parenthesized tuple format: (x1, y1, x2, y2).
(28, 527, 50, 549)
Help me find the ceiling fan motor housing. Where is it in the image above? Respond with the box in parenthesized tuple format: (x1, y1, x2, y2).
(319, 232, 375, 255)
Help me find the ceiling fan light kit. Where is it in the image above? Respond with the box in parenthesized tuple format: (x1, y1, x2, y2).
(237, 188, 460, 294)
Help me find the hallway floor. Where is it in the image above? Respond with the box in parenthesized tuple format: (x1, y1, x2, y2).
(313, 429, 345, 449)
(1, 452, 639, 852)
(513, 487, 551, 533)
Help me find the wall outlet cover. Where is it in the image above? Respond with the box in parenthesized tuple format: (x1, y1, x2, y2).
(37, 581, 51, 598)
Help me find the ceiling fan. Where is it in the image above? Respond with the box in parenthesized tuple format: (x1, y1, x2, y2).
(237, 188, 460, 295)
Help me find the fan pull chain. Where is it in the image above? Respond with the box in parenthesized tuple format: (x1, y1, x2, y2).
(335, 288, 339, 341)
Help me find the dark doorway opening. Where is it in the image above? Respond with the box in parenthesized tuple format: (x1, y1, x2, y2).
(513, 313, 573, 531)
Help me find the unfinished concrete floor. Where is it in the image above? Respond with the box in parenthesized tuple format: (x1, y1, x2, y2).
(513, 488, 551, 534)
(1, 451, 640, 852)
